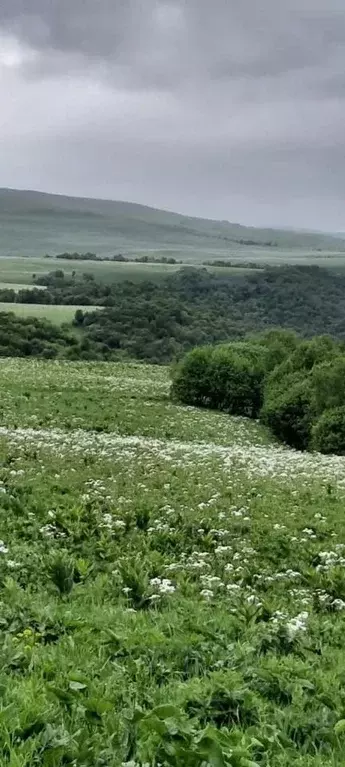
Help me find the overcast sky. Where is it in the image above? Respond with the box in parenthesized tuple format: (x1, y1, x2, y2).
(0, 1, 344, 231)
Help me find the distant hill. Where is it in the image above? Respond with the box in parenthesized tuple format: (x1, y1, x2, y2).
(0, 187, 345, 260)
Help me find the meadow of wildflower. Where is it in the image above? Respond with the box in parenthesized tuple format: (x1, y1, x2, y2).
(1, 359, 345, 765)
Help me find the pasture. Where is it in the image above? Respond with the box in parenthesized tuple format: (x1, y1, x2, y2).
(0, 303, 101, 324)
(0, 255, 256, 287)
(0, 358, 344, 764)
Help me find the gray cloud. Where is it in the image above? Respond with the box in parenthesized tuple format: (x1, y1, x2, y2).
(0, 1, 344, 230)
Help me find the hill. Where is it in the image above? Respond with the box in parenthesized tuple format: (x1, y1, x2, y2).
(1, 187, 345, 260)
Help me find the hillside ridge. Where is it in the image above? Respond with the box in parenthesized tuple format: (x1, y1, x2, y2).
(1, 187, 345, 257)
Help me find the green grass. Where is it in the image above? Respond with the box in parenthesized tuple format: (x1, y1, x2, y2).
(0, 255, 256, 286)
(0, 359, 344, 763)
(0, 303, 102, 324)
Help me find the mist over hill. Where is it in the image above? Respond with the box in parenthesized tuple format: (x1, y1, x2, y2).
(1, 188, 344, 260)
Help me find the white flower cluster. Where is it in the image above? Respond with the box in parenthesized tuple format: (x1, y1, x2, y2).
(315, 589, 345, 611)
(149, 577, 175, 599)
(316, 549, 345, 571)
(302, 527, 317, 539)
(122, 761, 153, 767)
(39, 524, 66, 539)
(231, 506, 250, 519)
(286, 611, 309, 640)
(99, 514, 126, 531)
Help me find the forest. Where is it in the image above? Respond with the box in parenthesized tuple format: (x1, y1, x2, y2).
(2, 264, 345, 362)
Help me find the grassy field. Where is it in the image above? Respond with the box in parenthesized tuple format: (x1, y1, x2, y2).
(0, 303, 102, 323)
(0, 255, 257, 286)
(0, 359, 344, 764)
(4, 252, 345, 294)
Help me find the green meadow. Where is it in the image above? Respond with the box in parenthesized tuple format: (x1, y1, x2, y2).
(0, 359, 344, 764)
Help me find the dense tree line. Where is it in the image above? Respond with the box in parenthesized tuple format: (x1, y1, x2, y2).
(44, 252, 181, 264)
(3, 265, 345, 363)
(78, 265, 345, 362)
(171, 332, 345, 455)
(202, 260, 265, 269)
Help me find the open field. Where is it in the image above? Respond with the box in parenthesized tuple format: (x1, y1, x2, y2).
(3, 252, 345, 294)
(0, 256, 193, 285)
(0, 359, 344, 763)
(0, 303, 101, 323)
(0, 255, 258, 286)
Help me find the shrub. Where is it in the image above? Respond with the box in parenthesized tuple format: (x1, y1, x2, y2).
(261, 377, 314, 450)
(170, 346, 214, 407)
(311, 357, 345, 415)
(312, 407, 345, 455)
(171, 342, 267, 418)
(207, 343, 266, 417)
(289, 335, 339, 373)
(253, 329, 299, 372)
(173, 335, 345, 454)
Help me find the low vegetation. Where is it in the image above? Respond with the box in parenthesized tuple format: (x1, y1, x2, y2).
(0, 359, 345, 764)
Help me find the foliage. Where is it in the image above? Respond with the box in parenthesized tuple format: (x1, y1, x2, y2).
(48, 551, 75, 596)
(170, 345, 214, 407)
(312, 407, 345, 454)
(171, 342, 267, 417)
(261, 375, 315, 450)
(311, 357, 345, 414)
(0, 311, 88, 359)
(173, 333, 345, 455)
(3, 265, 345, 363)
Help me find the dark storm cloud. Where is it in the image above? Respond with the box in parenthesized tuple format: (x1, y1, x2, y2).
(0, 0, 345, 230)
(1, 0, 345, 91)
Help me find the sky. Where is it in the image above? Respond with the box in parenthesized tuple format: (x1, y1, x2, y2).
(0, 0, 344, 231)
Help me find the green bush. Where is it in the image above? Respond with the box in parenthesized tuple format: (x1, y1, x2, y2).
(208, 343, 266, 417)
(288, 335, 338, 372)
(311, 357, 345, 415)
(253, 329, 299, 372)
(173, 335, 345, 455)
(261, 377, 314, 450)
(312, 407, 345, 455)
(170, 346, 214, 407)
(171, 342, 267, 418)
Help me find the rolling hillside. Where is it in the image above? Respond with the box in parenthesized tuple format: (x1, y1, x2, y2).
(1, 187, 345, 260)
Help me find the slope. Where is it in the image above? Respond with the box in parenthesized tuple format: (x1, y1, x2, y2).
(1, 187, 345, 260)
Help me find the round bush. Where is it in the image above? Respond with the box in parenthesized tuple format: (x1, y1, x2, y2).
(171, 342, 267, 417)
(261, 378, 314, 450)
(207, 344, 266, 417)
(312, 407, 345, 455)
(170, 345, 214, 407)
